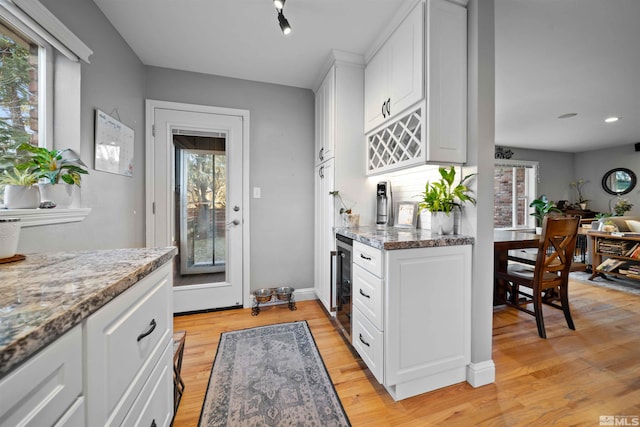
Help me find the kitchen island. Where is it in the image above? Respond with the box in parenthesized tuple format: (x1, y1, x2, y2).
(335, 226, 473, 401)
(0, 247, 177, 426)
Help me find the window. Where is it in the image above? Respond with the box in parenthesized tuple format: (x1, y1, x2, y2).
(0, 0, 91, 221)
(494, 160, 538, 230)
(0, 20, 44, 149)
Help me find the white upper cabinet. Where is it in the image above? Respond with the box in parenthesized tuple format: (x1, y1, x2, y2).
(364, 1, 424, 133)
(364, 0, 468, 174)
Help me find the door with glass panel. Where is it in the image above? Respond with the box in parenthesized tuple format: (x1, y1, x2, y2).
(148, 106, 244, 313)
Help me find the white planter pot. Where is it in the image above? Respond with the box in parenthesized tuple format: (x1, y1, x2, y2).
(0, 218, 21, 259)
(418, 210, 430, 229)
(431, 211, 454, 235)
(3, 185, 40, 209)
(38, 183, 76, 208)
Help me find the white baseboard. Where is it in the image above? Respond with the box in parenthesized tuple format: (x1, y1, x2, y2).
(243, 287, 317, 309)
(466, 360, 496, 387)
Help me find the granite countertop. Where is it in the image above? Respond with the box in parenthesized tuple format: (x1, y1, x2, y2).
(335, 226, 474, 250)
(0, 247, 177, 378)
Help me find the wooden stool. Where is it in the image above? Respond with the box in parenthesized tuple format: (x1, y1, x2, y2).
(173, 331, 186, 415)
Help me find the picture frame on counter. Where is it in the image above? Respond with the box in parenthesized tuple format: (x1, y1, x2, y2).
(394, 201, 418, 228)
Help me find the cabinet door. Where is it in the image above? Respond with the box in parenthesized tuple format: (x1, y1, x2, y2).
(385, 245, 471, 389)
(315, 67, 335, 166)
(388, 1, 424, 119)
(364, 48, 387, 133)
(0, 326, 82, 427)
(314, 159, 335, 313)
(425, 0, 467, 164)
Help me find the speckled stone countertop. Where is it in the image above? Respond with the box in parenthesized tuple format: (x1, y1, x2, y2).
(335, 226, 474, 250)
(0, 247, 177, 378)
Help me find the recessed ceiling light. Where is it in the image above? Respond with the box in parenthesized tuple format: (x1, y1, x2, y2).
(605, 116, 620, 123)
(557, 113, 577, 119)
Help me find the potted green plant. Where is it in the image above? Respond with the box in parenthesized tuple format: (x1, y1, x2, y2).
(418, 166, 476, 234)
(529, 196, 561, 234)
(613, 198, 633, 216)
(0, 167, 40, 208)
(17, 143, 88, 208)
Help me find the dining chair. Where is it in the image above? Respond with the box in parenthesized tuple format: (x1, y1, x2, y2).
(496, 215, 580, 338)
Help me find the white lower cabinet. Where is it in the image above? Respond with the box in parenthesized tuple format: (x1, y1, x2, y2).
(350, 241, 472, 401)
(86, 262, 173, 426)
(0, 262, 174, 427)
(0, 325, 83, 427)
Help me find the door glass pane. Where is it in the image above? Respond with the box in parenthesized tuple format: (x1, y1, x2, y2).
(172, 130, 228, 287)
(180, 148, 226, 275)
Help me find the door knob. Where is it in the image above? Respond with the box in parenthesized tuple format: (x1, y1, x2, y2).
(226, 219, 240, 227)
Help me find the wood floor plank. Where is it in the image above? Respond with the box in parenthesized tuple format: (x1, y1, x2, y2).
(172, 280, 640, 426)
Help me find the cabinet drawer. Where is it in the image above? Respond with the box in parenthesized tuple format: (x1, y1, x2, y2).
(353, 263, 384, 331)
(121, 342, 173, 427)
(86, 263, 173, 426)
(0, 325, 83, 427)
(352, 307, 384, 384)
(354, 241, 382, 277)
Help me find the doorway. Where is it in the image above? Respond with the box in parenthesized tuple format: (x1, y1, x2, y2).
(145, 100, 250, 313)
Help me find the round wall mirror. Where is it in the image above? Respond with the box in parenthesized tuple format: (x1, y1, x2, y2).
(601, 168, 637, 195)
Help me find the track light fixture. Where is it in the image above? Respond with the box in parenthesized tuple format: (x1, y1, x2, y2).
(277, 10, 291, 35)
(273, 0, 291, 35)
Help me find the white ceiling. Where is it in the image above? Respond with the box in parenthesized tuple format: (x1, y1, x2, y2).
(93, 0, 640, 153)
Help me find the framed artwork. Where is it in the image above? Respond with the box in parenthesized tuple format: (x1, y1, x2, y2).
(394, 201, 418, 228)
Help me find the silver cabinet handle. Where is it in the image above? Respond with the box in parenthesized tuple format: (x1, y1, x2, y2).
(386, 98, 391, 116)
(137, 319, 156, 342)
(382, 101, 386, 118)
(319, 147, 324, 161)
(359, 333, 371, 347)
(359, 289, 371, 299)
(330, 251, 337, 312)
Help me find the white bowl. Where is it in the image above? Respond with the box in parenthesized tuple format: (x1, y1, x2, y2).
(0, 218, 21, 259)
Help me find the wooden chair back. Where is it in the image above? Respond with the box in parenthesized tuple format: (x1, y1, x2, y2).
(533, 216, 580, 289)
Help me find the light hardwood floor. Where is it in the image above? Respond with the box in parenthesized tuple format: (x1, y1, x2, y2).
(172, 280, 640, 426)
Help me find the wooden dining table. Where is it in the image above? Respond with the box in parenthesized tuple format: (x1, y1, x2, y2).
(493, 230, 540, 305)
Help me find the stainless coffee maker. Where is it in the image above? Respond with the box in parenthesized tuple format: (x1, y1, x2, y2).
(376, 181, 392, 226)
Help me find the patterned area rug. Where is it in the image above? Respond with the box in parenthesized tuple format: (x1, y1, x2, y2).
(570, 271, 640, 295)
(198, 321, 351, 427)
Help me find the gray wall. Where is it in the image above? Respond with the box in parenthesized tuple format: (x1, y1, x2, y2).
(498, 146, 575, 203)
(575, 144, 639, 215)
(17, 0, 316, 293)
(499, 144, 639, 215)
(144, 67, 315, 291)
(17, 0, 147, 252)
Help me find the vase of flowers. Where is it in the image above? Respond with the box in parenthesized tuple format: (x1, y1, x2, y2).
(570, 179, 588, 209)
(613, 198, 633, 216)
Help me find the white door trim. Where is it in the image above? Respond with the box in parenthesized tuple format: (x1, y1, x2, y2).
(145, 99, 251, 309)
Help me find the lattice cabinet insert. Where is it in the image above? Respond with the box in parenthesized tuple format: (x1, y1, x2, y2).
(367, 107, 422, 174)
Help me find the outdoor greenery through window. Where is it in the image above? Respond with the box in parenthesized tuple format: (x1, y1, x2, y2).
(0, 20, 41, 204)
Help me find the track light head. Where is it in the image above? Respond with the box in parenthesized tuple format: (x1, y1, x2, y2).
(278, 10, 291, 35)
(273, 0, 285, 10)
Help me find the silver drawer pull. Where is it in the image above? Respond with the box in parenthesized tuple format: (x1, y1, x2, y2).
(359, 333, 371, 347)
(137, 319, 157, 342)
(359, 289, 371, 299)
(360, 254, 372, 261)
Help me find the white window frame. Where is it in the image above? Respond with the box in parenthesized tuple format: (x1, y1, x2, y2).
(494, 159, 539, 231)
(0, 0, 92, 225)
